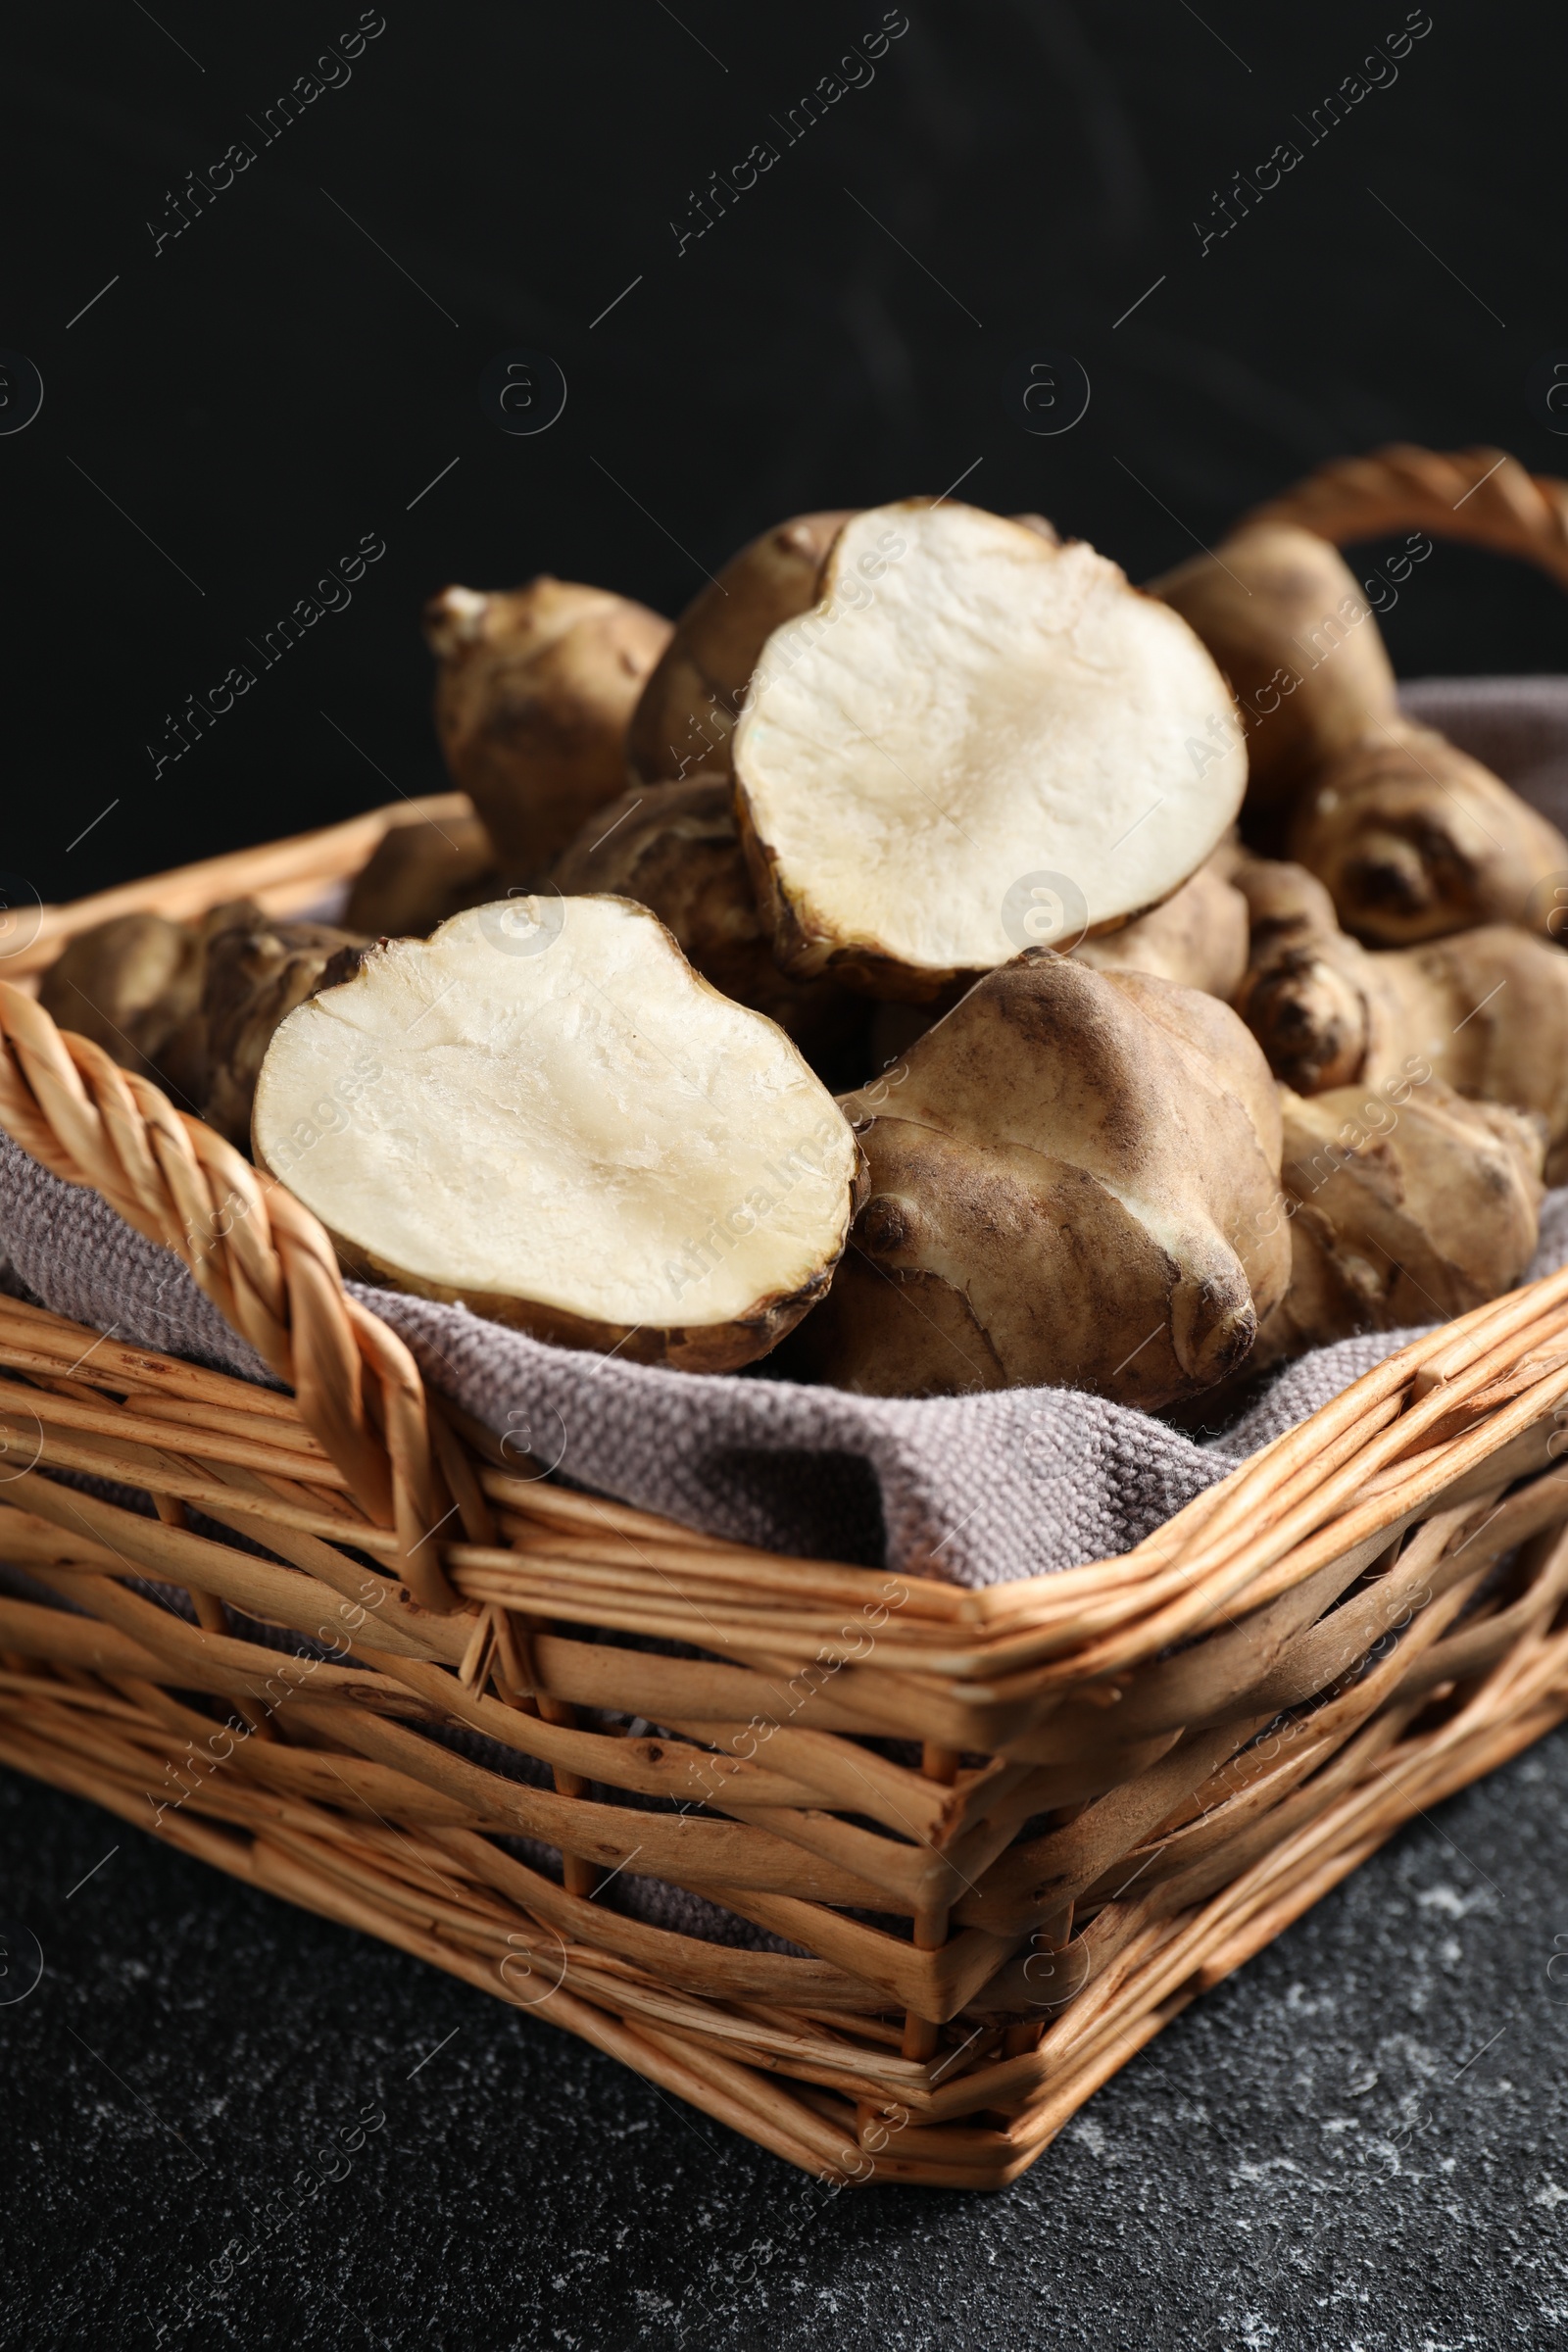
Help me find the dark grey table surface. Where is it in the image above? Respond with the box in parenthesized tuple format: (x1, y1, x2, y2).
(8, 2, 1568, 2343)
(5, 1728, 1567, 2351)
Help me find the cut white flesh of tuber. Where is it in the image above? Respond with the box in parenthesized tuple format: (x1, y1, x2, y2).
(733, 501, 1249, 997)
(252, 897, 863, 1372)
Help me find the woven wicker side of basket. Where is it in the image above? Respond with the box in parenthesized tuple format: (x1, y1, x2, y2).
(2, 450, 1568, 2187)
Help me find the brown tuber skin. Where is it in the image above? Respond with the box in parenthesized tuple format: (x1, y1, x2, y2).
(1234, 852, 1568, 1182)
(37, 902, 367, 1147)
(1152, 524, 1398, 814)
(1232, 854, 1379, 1094)
(39, 912, 208, 1103)
(1250, 1081, 1544, 1374)
(345, 808, 499, 939)
(424, 578, 671, 884)
(1287, 718, 1568, 945)
(200, 908, 368, 1151)
(551, 778, 869, 1079)
(1153, 524, 1568, 946)
(1072, 855, 1250, 999)
(795, 953, 1290, 1408)
(626, 512, 856, 786)
(859, 847, 1250, 1066)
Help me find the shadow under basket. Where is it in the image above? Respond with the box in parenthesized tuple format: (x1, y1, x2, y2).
(5, 445, 1568, 2190)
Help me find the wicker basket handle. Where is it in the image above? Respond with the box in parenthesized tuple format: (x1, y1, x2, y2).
(0, 983, 459, 1611)
(1243, 442, 1568, 592)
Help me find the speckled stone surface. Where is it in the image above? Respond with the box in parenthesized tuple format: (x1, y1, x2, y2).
(5, 1725, 1567, 2351)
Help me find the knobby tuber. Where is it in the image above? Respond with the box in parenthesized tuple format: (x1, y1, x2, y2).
(734, 502, 1248, 999)
(1152, 521, 1568, 943)
(1235, 853, 1568, 1180)
(1232, 854, 1381, 1094)
(1287, 717, 1568, 945)
(793, 952, 1289, 1408)
(39, 912, 208, 1102)
(1250, 1080, 1544, 1373)
(424, 578, 671, 882)
(252, 896, 864, 1373)
(39, 902, 367, 1148)
(345, 809, 498, 939)
(1152, 522, 1397, 813)
(201, 908, 368, 1151)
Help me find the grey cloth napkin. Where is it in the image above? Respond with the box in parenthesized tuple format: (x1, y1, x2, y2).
(2, 677, 1565, 1590)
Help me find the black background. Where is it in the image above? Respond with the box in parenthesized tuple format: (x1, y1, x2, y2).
(6, 5, 1568, 2345)
(5, 0, 1568, 907)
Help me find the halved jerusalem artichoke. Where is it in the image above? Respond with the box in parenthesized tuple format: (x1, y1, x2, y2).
(1251, 1081, 1544, 1373)
(551, 778, 869, 1078)
(424, 579, 671, 883)
(625, 511, 856, 787)
(252, 897, 864, 1373)
(732, 503, 1249, 1000)
(794, 952, 1290, 1407)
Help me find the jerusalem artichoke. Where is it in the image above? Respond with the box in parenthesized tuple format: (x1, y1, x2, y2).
(1152, 522, 1398, 813)
(424, 578, 671, 882)
(201, 908, 368, 1152)
(794, 952, 1289, 1407)
(252, 896, 864, 1373)
(1152, 522, 1568, 944)
(1250, 1080, 1544, 1372)
(551, 778, 868, 1079)
(625, 512, 856, 787)
(733, 502, 1249, 1000)
(1287, 717, 1568, 944)
(345, 808, 499, 940)
(39, 911, 207, 1102)
(1234, 854, 1568, 1180)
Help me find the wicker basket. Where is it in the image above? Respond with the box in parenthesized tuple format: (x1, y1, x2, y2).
(4, 446, 1568, 2192)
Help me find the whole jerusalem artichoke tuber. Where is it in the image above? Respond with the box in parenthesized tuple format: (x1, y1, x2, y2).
(345, 808, 498, 940)
(796, 952, 1290, 1408)
(1249, 1080, 1544, 1373)
(1152, 523, 1398, 814)
(1152, 523, 1568, 945)
(1234, 853, 1568, 1181)
(39, 911, 208, 1103)
(1232, 854, 1383, 1094)
(1286, 718, 1568, 945)
(425, 578, 671, 883)
(200, 908, 368, 1151)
